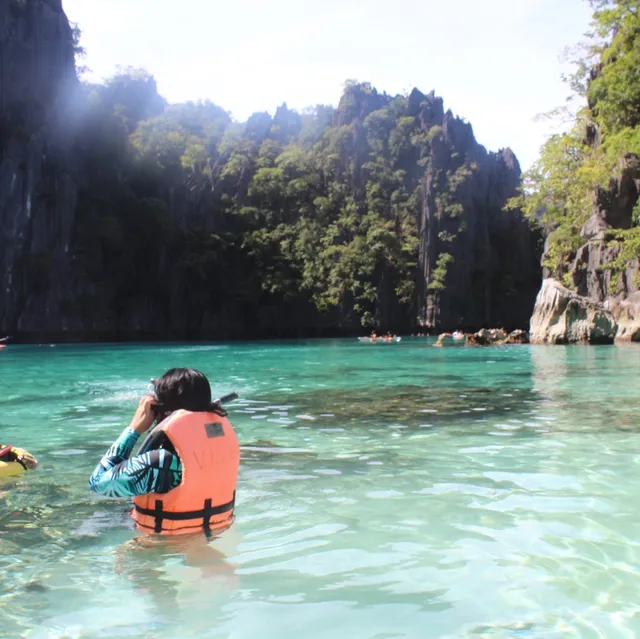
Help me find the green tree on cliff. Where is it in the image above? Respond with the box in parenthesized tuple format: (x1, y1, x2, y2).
(509, 0, 640, 285)
(74, 78, 430, 328)
(68, 67, 533, 333)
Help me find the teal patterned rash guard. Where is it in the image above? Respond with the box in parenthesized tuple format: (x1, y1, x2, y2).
(89, 427, 182, 498)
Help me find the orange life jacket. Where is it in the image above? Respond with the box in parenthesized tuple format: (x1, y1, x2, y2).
(131, 409, 240, 537)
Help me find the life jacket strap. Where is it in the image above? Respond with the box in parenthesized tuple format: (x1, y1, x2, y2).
(134, 492, 236, 535)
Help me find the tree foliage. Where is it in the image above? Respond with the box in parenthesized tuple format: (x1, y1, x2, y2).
(69, 78, 449, 328)
(64, 68, 531, 333)
(509, 0, 640, 284)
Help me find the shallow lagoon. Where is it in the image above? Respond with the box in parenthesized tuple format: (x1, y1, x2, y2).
(1, 339, 639, 638)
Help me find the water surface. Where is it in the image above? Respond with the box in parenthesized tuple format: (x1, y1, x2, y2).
(1, 339, 639, 638)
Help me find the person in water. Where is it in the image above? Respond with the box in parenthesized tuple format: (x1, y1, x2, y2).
(89, 368, 240, 537)
(0, 445, 38, 471)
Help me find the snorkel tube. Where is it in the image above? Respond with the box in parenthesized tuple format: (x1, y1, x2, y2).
(138, 391, 240, 456)
(213, 392, 239, 410)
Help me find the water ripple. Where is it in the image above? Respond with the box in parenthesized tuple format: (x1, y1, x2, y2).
(1, 342, 640, 637)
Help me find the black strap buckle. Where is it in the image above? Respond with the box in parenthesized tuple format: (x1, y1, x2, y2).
(153, 499, 163, 534)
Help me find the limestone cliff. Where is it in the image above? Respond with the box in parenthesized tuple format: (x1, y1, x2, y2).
(335, 86, 542, 333)
(0, 3, 541, 341)
(570, 155, 640, 341)
(534, 155, 640, 343)
(411, 90, 541, 331)
(529, 278, 616, 344)
(0, 0, 78, 333)
(528, 0, 640, 345)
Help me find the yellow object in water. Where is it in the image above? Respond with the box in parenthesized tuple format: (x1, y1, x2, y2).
(0, 445, 38, 478)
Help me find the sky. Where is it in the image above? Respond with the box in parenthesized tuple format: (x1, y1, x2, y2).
(62, 0, 594, 171)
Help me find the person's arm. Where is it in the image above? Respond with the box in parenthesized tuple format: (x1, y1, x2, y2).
(88, 426, 182, 497)
(88, 395, 181, 498)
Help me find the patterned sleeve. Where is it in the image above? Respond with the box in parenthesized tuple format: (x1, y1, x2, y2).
(88, 427, 182, 498)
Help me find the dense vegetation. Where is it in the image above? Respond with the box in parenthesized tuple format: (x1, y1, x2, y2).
(508, 0, 640, 288)
(58, 64, 531, 336)
(68, 77, 432, 330)
(0, 0, 541, 339)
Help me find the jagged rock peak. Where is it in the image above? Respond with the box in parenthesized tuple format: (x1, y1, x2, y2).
(441, 109, 475, 156)
(407, 88, 444, 129)
(334, 81, 387, 127)
(498, 147, 520, 173)
(272, 102, 302, 138)
(407, 87, 425, 113)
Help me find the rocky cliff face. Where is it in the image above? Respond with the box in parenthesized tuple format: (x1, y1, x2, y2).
(310, 86, 542, 334)
(0, 4, 541, 341)
(578, 155, 640, 342)
(535, 154, 640, 343)
(571, 155, 640, 300)
(529, 278, 616, 344)
(0, 0, 78, 334)
(411, 89, 541, 331)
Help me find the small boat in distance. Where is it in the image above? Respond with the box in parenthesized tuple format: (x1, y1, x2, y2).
(358, 332, 402, 344)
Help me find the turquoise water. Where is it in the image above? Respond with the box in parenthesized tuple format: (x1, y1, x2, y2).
(1, 339, 639, 639)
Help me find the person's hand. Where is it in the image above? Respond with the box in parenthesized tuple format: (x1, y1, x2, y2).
(10, 448, 38, 470)
(19, 450, 38, 470)
(129, 395, 157, 435)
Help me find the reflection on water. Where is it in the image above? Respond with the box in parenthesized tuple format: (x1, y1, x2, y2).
(531, 345, 640, 432)
(0, 340, 639, 638)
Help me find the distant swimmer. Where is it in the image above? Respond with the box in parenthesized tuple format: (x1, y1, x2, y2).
(0, 445, 38, 479)
(89, 368, 240, 538)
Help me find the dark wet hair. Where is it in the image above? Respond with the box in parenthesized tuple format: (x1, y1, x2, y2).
(152, 368, 226, 416)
